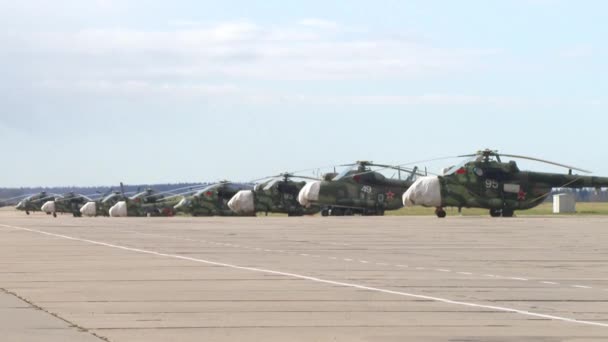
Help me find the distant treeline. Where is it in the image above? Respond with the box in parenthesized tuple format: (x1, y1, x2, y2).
(0, 183, 207, 205)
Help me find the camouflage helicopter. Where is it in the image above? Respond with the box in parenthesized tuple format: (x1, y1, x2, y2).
(41, 192, 96, 217)
(16, 192, 60, 215)
(1, 193, 35, 209)
(80, 187, 135, 217)
(174, 181, 254, 216)
(228, 173, 321, 216)
(403, 149, 608, 218)
(298, 161, 422, 216)
(106, 184, 205, 217)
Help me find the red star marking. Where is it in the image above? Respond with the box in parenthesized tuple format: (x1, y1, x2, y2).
(205, 191, 213, 197)
(518, 189, 527, 201)
(386, 191, 395, 201)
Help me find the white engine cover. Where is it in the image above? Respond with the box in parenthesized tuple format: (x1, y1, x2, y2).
(109, 201, 128, 217)
(227, 190, 255, 215)
(298, 181, 321, 208)
(41, 201, 55, 214)
(80, 202, 97, 217)
(402, 176, 442, 207)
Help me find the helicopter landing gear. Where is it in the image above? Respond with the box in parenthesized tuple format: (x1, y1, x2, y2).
(502, 208, 514, 218)
(344, 209, 354, 216)
(489, 209, 502, 217)
(26, 210, 30, 215)
(330, 208, 345, 216)
(53, 212, 57, 218)
(321, 208, 329, 217)
(435, 207, 447, 218)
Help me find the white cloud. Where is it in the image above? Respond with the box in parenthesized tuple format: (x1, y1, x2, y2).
(1, 19, 508, 106)
(4, 20, 495, 80)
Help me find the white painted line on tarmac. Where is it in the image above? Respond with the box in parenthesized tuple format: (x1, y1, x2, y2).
(110, 228, 600, 294)
(2, 223, 607, 329)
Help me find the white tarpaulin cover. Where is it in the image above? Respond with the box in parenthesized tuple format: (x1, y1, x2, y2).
(41, 201, 55, 214)
(402, 176, 442, 207)
(80, 202, 97, 217)
(298, 181, 320, 207)
(227, 190, 255, 214)
(109, 201, 128, 217)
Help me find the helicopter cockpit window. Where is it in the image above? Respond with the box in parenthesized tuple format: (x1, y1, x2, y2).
(443, 157, 475, 175)
(195, 184, 217, 197)
(333, 167, 355, 181)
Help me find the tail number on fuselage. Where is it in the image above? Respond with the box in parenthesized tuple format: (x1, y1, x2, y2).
(485, 180, 499, 189)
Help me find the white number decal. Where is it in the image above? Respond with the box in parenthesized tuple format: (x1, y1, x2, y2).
(485, 180, 499, 189)
(361, 186, 372, 194)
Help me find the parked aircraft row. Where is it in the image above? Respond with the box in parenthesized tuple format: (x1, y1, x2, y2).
(8, 150, 608, 218)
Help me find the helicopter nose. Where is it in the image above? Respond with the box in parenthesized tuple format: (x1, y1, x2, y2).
(298, 181, 321, 207)
(41, 201, 55, 214)
(80, 202, 97, 217)
(402, 176, 442, 207)
(228, 190, 255, 215)
(109, 201, 128, 217)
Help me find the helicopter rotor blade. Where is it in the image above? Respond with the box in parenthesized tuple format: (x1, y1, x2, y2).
(343, 157, 455, 179)
(139, 184, 207, 199)
(0, 193, 37, 202)
(499, 153, 592, 173)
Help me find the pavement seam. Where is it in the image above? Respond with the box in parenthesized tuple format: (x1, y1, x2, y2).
(0, 287, 111, 342)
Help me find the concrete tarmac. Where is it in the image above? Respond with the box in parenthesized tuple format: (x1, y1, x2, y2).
(1, 210, 608, 341)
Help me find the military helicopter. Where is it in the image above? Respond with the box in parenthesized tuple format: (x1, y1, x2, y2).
(174, 181, 254, 216)
(228, 173, 321, 216)
(298, 161, 422, 216)
(0, 193, 35, 209)
(403, 149, 608, 218)
(80, 186, 135, 217)
(107, 184, 206, 217)
(16, 192, 60, 215)
(41, 192, 95, 217)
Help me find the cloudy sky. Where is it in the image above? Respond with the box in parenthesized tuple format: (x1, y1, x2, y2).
(1, 0, 607, 187)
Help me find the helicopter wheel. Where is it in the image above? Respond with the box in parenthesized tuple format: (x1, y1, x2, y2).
(53, 212, 57, 218)
(321, 209, 329, 217)
(502, 208, 514, 217)
(331, 208, 344, 216)
(489, 209, 502, 217)
(26, 211, 30, 215)
(344, 209, 354, 216)
(435, 208, 447, 218)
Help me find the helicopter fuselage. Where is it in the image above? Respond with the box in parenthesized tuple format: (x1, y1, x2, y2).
(440, 161, 608, 212)
(307, 172, 412, 216)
